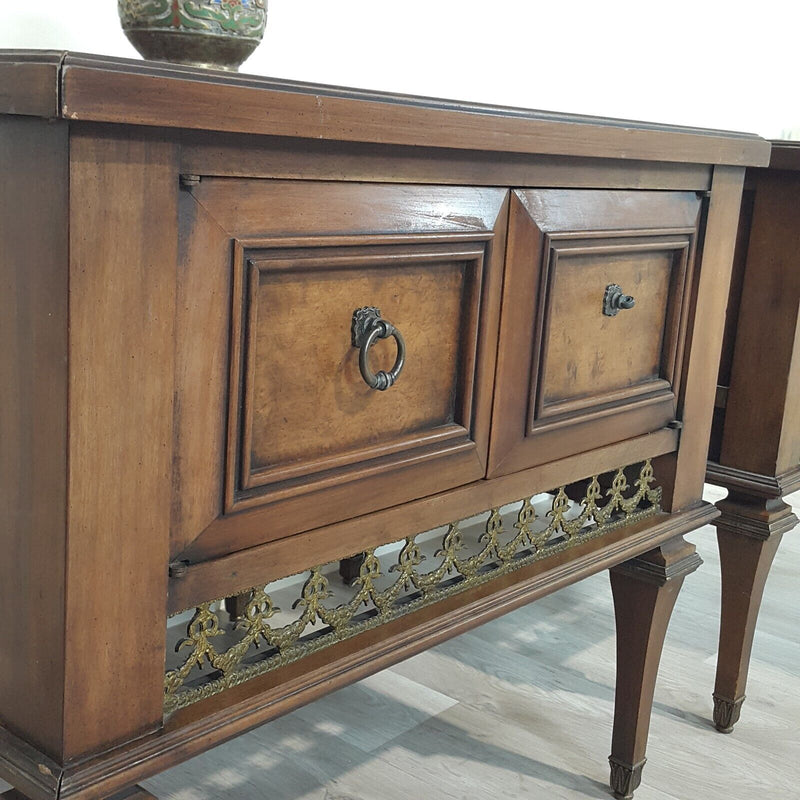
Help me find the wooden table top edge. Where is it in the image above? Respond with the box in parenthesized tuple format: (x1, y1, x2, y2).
(767, 139, 800, 171)
(0, 49, 771, 167)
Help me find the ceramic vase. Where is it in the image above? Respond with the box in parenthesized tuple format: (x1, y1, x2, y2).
(118, 0, 268, 72)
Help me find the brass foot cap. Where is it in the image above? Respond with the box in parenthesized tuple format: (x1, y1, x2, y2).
(713, 694, 745, 734)
(609, 756, 646, 799)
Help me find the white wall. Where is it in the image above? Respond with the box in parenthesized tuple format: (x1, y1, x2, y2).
(3, 0, 798, 138)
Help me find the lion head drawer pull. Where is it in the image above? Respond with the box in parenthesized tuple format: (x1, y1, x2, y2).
(351, 307, 407, 391)
(603, 283, 636, 317)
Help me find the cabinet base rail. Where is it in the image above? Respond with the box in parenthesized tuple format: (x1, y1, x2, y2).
(1, 790, 156, 800)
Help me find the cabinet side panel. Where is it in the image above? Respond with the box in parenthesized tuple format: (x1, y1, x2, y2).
(777, 311, 800, 472)
(0, 117, 69, 759)
(64, 130, 177, 759)
(657, 165, 745, 510)
(708, 185, 754, 463)
(720, 170, 800, 476)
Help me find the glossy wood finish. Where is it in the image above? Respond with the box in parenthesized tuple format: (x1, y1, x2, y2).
(60, 131, 178, 760)
(608, 537, 702, 799)
(242, 247, 471, 477)
(224, 219, 492, 513)
(540, 253, 672, 404)
(712, 494, 795, 733)
(169, 430, 680, 614)
(655, 166, 746, 512)
(173, 181, 506, 558)
(718, 168, 800, 475)
(489, 190, 700, 477)
(0, 51, 62, 118)
(180, 131, 715, 190)
(51, 53, 769, 166)
(707, 143, 800, 731)
(0, 117, 69, 760)
(0, 50, 766, 800)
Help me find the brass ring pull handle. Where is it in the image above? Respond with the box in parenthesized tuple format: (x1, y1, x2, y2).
(351, 307, 406, 391)
(603, 284, 636, 317)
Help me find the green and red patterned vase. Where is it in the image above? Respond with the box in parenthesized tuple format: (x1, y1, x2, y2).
(118, 0, 268, 72)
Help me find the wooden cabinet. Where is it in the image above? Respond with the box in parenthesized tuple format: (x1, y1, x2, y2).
(0, 51, 769, 800)
(490, 190, 701, 475)
(706, 141, 800, 734)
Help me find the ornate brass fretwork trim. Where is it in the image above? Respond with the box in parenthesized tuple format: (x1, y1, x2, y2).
(164, 460, 661, 713)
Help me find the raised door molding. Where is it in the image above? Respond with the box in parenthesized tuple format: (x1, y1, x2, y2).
(489, 189, 702, 477)
(173, 180, 509, 561)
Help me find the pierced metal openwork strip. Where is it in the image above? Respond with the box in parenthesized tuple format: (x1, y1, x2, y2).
(164, 460, 661, 713)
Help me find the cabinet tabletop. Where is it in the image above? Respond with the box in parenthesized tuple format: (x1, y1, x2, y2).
(0, 49, 770, 167)
(768, 140, 800, 170)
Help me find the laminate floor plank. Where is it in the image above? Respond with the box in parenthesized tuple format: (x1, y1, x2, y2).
(0, 486, 795, 799)
(290, 669, 459, 753)
(389, 628, 618, 730)
(367, 701, 622, 800)
(142, 712, 462, 800)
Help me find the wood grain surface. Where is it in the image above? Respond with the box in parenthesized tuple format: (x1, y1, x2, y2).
(175, 181, 507, 557)
(0, 117, 69, 760)
(656, 166, 745, 512)
(245, 251, 469, 475)
(541, 249, 673, 405)
(489, 190, 700, 478)
(179, 132, 715, 190)
(0, 51, 63, 117)
(719, 169, 800, 476)
(54, 53, 770, 166)
(0, 51, 768, 800)
(63, 130, 178, 759)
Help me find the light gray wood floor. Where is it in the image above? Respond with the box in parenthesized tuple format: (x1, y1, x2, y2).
(8, 485, 798, 798)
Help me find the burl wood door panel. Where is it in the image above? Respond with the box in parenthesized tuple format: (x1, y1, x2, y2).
(489, 189, 702, 477)
(173, 180, 508, 561)
(232, 237, 485, 508)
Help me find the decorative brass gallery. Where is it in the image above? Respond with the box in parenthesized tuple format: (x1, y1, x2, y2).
(165, 461, 662, 713)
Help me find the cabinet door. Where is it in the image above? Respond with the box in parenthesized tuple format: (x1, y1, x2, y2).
(489, 189, 702, 477)
(173, 180, 507, 561)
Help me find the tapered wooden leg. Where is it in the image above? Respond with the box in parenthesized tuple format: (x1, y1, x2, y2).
(225, 590, 254, 623)
(608, 536, 702, 799)
(339, 552, 367, 585)
(712, 492, 796, 733)
(2, 788, 157, 800)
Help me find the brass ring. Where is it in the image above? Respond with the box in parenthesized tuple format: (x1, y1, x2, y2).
(351, 307, 406, 391)
(359, 320, 406, 391)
